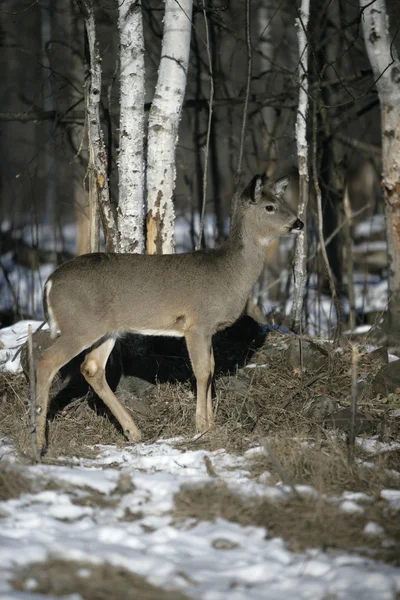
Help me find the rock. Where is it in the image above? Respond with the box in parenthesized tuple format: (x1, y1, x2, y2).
(285, 338, 329, 372)
(305, 394, 338, 421)
(371, 360, 400, 397)
(259, 346, 282, 359)
(217, 375, 250, 398)
(211, 538, 239, 550)
(356, 380, 371, 401)
(367, 346, 388, 366)
(115, 375, 153, 416)
(324, 407, 377, 434)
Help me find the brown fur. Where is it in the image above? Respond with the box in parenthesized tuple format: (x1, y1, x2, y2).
(35, 174, 303, 450)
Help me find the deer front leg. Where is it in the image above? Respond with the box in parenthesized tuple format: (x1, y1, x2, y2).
(185, 329, 214, 433)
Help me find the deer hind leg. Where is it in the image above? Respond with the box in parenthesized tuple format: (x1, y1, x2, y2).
(80, 337, 142, 442)
(185, 329, 214, 433)
(36, 335, 87, 451)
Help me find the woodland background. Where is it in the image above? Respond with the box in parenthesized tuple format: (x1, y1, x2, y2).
(1, 0, 399, 342)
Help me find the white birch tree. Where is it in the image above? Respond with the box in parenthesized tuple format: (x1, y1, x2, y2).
(146, 0, 193, 255)
(290, 0, 310, 333)
(76, 0, 118, 252)
(117, 0, 145, 254)
(360, 0, 400, 343)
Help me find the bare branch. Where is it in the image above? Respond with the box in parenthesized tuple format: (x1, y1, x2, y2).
(196, 1, 214, 251)
(312, 92, 342, 342)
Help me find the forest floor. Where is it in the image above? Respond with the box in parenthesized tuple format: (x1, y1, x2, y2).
(1, 320, 400, 599)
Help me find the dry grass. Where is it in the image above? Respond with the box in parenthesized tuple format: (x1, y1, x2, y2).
(0, 330, 398, 462)
(173, 481, 400, 564)
(0, 462, 34, 501)
(11, 558, 189, 599)
(246, 434, 400, 495)
(0, 371, 125, 459)
(1, 331, 400, 570)
(139, 332, 397, 453)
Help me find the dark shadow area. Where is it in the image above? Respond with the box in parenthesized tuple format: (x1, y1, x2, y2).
(18, 317, 292, 432)
(118, 315, 272, 383)
(21, 316, 284, 410)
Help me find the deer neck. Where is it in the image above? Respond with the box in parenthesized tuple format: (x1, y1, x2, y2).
(222, 214, 268, 295)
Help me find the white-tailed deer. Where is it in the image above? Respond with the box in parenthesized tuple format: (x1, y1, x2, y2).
(35, 174, 303, 450)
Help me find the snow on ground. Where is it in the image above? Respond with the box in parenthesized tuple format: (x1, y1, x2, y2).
(1, 325, 400, 599)
(0, 320, 45, 373)
(1, 440, 400, 600)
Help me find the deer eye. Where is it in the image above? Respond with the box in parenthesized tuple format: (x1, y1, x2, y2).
(265, 205, 276, 213)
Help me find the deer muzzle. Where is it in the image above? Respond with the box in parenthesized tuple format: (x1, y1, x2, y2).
(290, 218, 304, 232)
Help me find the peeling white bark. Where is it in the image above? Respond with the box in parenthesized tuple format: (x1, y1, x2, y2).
(290, 0, 310, 333)
(76, 0, 117, 251)
(117, 0, 145, 254)
(146, 0, 193, 254)
(360, 0, 400, 340)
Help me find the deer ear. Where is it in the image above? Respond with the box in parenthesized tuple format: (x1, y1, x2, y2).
(272, 177, 289, 199)
(242, 174, 263, 205)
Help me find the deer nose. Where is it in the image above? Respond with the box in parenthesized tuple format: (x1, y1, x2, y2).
(291, 218, 304, 231)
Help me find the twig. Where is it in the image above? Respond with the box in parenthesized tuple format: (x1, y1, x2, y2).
(231, 0, 252, 221)
(238, 369, 256, 418)
(197, 1, 214, 251)
(281, 368, 326, 409)
(343, 185, 356, 330)
(348, 344, 358, 466)
(261, 438, 302, 500)
(312, 89, 342, 343)
(28, 324, 40, 463)
(261, 204, 370, 301)
(173, 428, 212, 446)
(336, 133, 381, 156)
(11, 321, 46, 363)
(0, 260, 23, 320)
(204, 455, 217, 477)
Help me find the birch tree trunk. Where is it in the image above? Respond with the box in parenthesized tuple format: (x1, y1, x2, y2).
(76, 0, 117, 252)
(290, 0, 310, 333)
(146, 0, 193, 254)
(117, 0, 145, 254)
(360, 0, 400, 343)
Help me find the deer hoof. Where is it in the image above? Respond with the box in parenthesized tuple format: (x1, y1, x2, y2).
(124, 428, 142, 443)
(195, 417, 209, 433)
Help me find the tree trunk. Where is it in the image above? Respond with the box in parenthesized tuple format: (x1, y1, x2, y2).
(117, 0, 145, 254)
(76, 0, 117, 252)
(318, 0, 344, 292)
(258, 0, 278, 173)
(360, 0, 400, 343)
(146, 0, 193, 255)
(290, 0, 310, 333)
